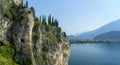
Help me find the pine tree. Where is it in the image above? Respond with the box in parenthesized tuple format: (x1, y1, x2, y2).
(51, 17, 54, 25)
(30, 7, 35, 18)
(22, 0, 23, 6)
(26, 1, 28, 8)
(35, 17, 39, 21)
(54, 19, 58, 27)
(58, 27, 61, 33)
(42, 15, 47, 25)
(39, 16, 41, 23)
(63, 32, 67, 37)
(19, 0, 23, 8)
(48, 14, 52, 25)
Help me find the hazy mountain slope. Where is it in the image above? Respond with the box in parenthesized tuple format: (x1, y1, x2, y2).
(75, 19, 120, 40)
(68, 35, 77, 40)
(94, 31, 120, 40)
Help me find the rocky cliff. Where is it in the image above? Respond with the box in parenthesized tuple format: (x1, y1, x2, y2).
(0, 0, 70, 65)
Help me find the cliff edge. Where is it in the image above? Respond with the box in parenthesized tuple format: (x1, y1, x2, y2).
(0, 0, 70, 65)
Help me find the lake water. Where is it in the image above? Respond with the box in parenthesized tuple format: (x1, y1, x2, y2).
(68, 43, 120, 65)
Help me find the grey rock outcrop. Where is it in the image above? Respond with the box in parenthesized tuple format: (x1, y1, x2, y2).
(0, 0, 70, 65)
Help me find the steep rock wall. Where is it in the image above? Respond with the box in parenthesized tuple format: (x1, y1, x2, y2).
(32, 24, 70, 65)
(0, 0, 70, 65)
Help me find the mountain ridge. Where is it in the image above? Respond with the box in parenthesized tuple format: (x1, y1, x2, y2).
(94, 31, 120, 41)
(69, 19, 120, 40)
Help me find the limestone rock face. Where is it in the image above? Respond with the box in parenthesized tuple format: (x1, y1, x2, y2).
(10, 0, 22, 5)
(0, 17, 11, 43)
(10, 9, 70, 65)
(32, 25, 70, 65)
(0, 0, 70, 65)
(11, 8, 36, 65)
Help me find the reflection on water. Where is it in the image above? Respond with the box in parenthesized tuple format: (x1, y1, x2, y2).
(69, 43, 120, 65)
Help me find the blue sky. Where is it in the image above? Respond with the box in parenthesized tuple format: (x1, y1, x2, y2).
(24, 0, 120, 35)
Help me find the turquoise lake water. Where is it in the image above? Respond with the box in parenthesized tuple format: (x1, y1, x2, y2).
(69, 43, 120, 65)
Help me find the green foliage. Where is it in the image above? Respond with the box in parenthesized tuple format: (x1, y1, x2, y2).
(42, 15, 47, 25)
(51, 18, 59, 27)
(20, 14, 28, 20)
(58, 27, 61, 33)
(25, 1, 28, 8)
(54, 19, 58, 27)
(0, 10, 2, 15)
(47, 32, 58, 43)
(63, 32, 67, 37)
(34, 17, 39, 21)
(56, 35, 61, 42)
(45, 25, 51, 31)
(0, 1, 68, 65)
(39, 16, 42, 22)
(42, 53, 48, 62)
(20, 0, 24, 7)
(6, 2, 28, 21)
(0, 21, 2, 26)
(33, 33, 40, 40)
(48, 15, 52, 25)
(9, 4, 18, 18)
(55, 27, 62, 42)
(0, 42, 18, 65)
(30, 7, 35, 18)
(3, 3, 24, 21)
(0, 54, 18, 65)
(42, 46, 49, 52)
(4, 10, 12, 19)
(52, 17, 54, 24)
(23, 58, 32, 65)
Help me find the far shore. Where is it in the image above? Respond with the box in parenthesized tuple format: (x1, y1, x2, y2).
(70, 40, 120, 44)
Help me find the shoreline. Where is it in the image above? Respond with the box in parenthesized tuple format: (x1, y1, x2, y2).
(70, 40, 120, 44)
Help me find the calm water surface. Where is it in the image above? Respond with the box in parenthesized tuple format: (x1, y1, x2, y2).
(69, 43, 120, 65)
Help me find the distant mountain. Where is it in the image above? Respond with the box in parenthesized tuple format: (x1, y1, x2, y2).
(70, 19, 120, 40)
(68, 35, 77, 40)
(94, 31, 120, 41)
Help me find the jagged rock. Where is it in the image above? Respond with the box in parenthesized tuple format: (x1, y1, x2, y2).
(10, 0, 22, 5)
(0, 0, 70, 65)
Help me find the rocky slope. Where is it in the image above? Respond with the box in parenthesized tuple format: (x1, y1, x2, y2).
(0, 0, 70, 65)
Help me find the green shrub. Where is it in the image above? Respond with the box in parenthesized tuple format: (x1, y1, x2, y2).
(47, 32, 58, 43)
(42, 46, 49, 52)
(4, 10, 12, 19)
(0, 21, 2, 25)
(23, 58, 32, 65)
(33, 33, 40, 40)
(0, 42, 18, 65)
(45, 25, 51, 31)
(34, 17, 39, 21)
(42, 53, 48, 62)
(0, 54, 18, 65)
(0, 10, 3, 15)
(63, 32, 67, 37)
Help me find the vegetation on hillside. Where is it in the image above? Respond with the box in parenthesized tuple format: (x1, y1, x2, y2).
(0, 42, 18, 65)
(32, 13, 67, 43)
(0, 0, 68, 65)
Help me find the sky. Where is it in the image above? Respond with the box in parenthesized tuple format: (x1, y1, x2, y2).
(24, 0, 120, 35)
